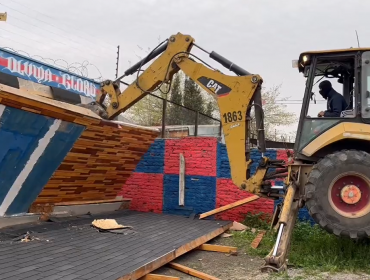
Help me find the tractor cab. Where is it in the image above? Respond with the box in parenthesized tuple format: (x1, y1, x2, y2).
(292, 48, 370, 162)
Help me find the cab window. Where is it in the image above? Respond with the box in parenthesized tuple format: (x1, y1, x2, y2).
(305, 56, 355, 119)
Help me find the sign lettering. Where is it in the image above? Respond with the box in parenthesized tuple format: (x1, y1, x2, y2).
(0, 48, 100, 99)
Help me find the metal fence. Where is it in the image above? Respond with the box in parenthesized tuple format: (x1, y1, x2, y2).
(122, 92, 294, 148)
(147, 93, 222, 139)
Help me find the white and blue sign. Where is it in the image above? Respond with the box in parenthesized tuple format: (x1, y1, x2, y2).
(0, 47, 101, 99)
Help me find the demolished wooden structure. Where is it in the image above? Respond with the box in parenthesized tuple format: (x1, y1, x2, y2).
(0, 210, 231, 280)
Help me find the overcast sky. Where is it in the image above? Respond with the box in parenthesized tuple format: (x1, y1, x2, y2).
(0, 0, 368, 135)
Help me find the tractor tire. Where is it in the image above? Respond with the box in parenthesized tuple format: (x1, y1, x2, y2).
(305, 150, 370, 239)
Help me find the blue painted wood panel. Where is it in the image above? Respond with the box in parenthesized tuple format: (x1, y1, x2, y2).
(0, 105, 85, 216)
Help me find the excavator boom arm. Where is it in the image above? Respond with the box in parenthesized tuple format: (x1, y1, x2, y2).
(97, 35, 194, 118)
(176, 57, 262, 188)
(97, 33, 267, 191)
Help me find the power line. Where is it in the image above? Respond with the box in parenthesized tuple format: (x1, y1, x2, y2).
(0, 22, 108, 64)
(10, 0, 117, 51)
(0, 26, 50, 49)
(0, 33, 59, 58)
(0, 2, 111, 61)
(0, 39, 103, 80)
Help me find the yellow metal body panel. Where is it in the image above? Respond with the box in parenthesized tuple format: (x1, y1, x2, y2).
(300, 47, 370, 56)
(297, 47, 368, 72)
(302, 122, 370, 157)
(176, 57, 261, 189)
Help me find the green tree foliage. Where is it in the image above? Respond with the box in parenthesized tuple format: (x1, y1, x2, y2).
(182, 77, 207, 124)
(123, 82, 169, 126)
(166, 73, 184, 125)
(165, 73, 218, 126)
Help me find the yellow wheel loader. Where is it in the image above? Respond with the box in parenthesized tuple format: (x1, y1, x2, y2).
(82, 33, 370, 272)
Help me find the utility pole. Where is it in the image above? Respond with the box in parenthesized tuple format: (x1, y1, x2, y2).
(115, 45, 120, 79)
(112, 45, 120, 121)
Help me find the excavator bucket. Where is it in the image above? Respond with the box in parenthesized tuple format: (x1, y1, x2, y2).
(77, 101, 109, 119)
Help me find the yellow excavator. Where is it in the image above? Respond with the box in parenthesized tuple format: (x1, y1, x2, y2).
(82, 33, 370, 272)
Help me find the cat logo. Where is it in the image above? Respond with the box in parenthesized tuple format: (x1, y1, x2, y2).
(197, 76, 231, 97)
(206, 79, 222, 94)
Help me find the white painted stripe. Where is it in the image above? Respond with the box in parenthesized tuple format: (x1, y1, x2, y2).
(0, 104, 6, 120)
(0, 119, 62, 216)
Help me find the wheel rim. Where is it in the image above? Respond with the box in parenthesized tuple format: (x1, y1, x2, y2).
(328, 172, 370, 218)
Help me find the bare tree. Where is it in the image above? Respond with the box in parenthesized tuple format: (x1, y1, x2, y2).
(249, 85, 297, 141)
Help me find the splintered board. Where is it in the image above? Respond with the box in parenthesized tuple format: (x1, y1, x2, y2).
(0, 84, 160, 204)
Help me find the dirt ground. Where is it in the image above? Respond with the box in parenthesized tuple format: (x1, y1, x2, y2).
(152, 236, 370, 280)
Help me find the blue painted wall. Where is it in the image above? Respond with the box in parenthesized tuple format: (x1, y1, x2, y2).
(163, 174, 216, 217)
(134, 139, 165, 174)
(217, 143, 277, 177)
(0, 105, 85, 216)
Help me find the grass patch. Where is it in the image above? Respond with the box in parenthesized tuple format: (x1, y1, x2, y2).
(229, 212, 370, 274)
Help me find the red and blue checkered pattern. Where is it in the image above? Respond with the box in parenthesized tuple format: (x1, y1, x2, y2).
(121, 137, 314, 223)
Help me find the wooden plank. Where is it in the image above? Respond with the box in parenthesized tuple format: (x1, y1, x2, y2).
(251, 230, 266, 249)
(199, 195, 260, 219)
(179, 153, 185, 206)
(140, 274, 180, 280)
(168, 263, 220, 280)
(197, 244, 237, 253)
(54, 198, 132, 206)
(0, 84, 101, 119)
(118, 222, 232, 280)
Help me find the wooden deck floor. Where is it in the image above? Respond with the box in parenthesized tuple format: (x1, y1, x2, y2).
(0, 210, 232, 280)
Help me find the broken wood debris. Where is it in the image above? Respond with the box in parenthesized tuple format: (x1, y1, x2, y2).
(91, 219, 132, 230)
(199, 195, 259, 219)
(251, 230, 266, 249)
(197, 244, 237, 254)
(140, 274, 180, 280)
(230, 221, 248, 231)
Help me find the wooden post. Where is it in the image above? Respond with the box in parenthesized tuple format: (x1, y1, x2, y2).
(179, 153, 185, 206)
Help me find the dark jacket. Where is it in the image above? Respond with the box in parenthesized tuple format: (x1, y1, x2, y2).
(324, 89, 348, 117)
